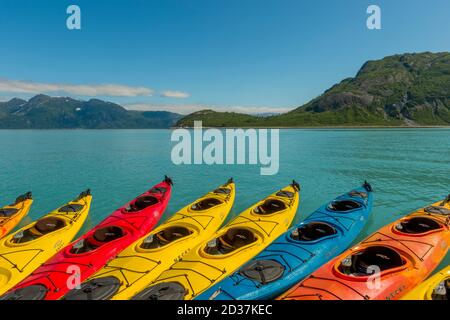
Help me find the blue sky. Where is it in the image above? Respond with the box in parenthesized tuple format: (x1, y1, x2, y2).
(1, 0, 450, 114)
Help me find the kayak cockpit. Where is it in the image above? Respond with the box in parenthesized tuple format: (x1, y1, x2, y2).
(10, 217, 66, 244)
(190, 198, 223, 211)
(132, 282, 187, 300)
(140, 226, 193, 249)
(394, 217, 443, 235)
(276, 190, 295, 198)
(124, 196, 159, 213)
(291, 222, 337, 242)
(59, 204, 84, 212)
(424, 206, 450, 216)
(204, 228, 257, 255)
(338, 246, 406, 277)
(0, 208, 19, 217)
(327, 199, 362, 213)
(432, 278, 450, 300)
(348, 190, 369, 199)
(70, 226, 125, 254)
(148, 186, 167, 195)
(254, 199, 287, 215)
(213, 187, 231, 195)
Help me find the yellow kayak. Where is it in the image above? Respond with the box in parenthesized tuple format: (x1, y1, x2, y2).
(63, 179, 235, 300)
(131, 181, 300, 300)
(0, 190, 91, 295)
(0, 193, 33, 239)
(402, 265, 450, 300)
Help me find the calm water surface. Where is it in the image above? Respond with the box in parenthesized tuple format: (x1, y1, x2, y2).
(0, 129, 449, 269)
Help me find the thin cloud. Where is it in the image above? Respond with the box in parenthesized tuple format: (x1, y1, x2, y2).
(160, 90, 190, 98)
(124, 103, 292, 115)
(0, 78, 153, 97)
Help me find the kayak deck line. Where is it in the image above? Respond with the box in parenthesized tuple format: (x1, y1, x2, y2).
(308, 209, 360, 231)
(363, 231, 435, 261)
(0, 248, 45, 272)
(292, 275, 370, 300)
(402, 265, 450, 300)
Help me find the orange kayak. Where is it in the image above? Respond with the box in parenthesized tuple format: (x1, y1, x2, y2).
(278, 196, 450, 300)
(0, 193, 33, 239)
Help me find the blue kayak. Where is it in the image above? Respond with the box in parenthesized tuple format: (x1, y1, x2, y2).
(195, 182, 373, 300)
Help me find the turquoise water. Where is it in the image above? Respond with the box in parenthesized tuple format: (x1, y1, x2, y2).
(0, 129, 449, 270)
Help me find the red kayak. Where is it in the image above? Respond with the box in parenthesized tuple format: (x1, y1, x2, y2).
(2, 176, 173, 300)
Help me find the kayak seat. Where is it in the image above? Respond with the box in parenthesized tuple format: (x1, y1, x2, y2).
(141, 226, 192, 249)
(425, 206, 450, 216)
(191, 198, 223, 211)
(276, 190, 295, 198)
(213, 187, 231, 195)
(35, 217, 66, 234)
(132, 282, 187, 300)
(240, 259, 285, 284)
(70, 239, 99, 254)
(291, 222, 337, 241)
(127, 196, 159, 212)
(205, 228, 257, 255)
(58, 204, 84, 213)
(0, 208, 19, 217)
(327, 200, 362, 212)
(396, 217, 442, 234)
(339, 246, 405, 276)
(254, 199, 287, 215)
(93, 226, 124, 243)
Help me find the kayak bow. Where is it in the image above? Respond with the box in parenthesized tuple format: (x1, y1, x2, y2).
(0, 192, 33, 239)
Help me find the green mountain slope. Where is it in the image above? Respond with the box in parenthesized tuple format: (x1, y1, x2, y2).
(177, 52, 450, 127)
(0, 95, 182, 129)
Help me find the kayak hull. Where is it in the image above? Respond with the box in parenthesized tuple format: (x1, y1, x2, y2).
(0, 193, 33, 239)
(197, 184, 373, 300)
(277, 198, 450, 300)
(133, 182, 300, 300)
(64, 179, 235, 300)
(402, 265, 450, 300)
(4, 178, 172, 300)
(0, 191, 91, 295)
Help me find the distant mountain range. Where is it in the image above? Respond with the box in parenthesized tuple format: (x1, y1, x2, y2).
(177, 52, 450, 127)
(0, 95, 182, 129)
(3, 52, 450, 129)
